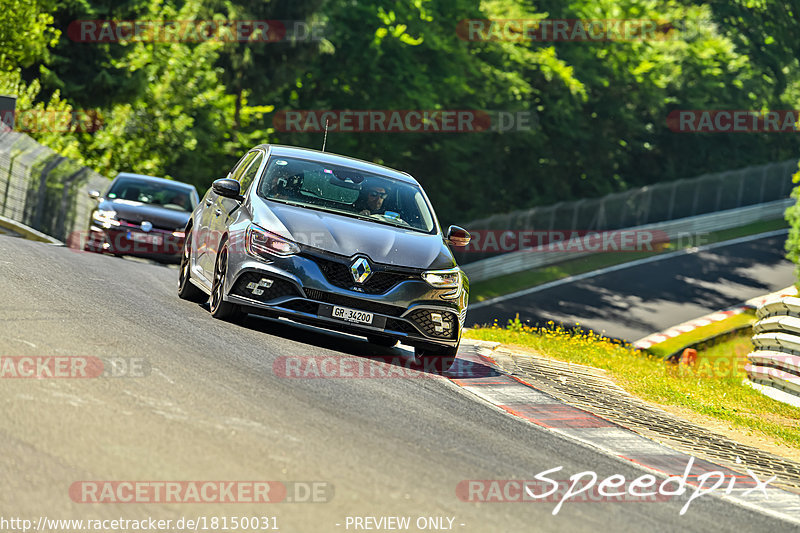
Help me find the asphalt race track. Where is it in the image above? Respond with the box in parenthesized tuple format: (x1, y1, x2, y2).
(467, 233, 795, 341)
(0, 236, 793, 532)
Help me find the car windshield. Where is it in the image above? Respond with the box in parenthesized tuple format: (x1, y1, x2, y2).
(106, 178, 195, 212)
(257, 156, 437, 233)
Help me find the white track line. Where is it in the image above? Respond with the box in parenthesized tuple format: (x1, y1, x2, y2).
(470, 229, 789, 310)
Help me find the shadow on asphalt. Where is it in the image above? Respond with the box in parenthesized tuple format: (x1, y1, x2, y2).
(216, 312, 501, 378)
(72, 247, 180, 269)
(467, 236, 792, 339)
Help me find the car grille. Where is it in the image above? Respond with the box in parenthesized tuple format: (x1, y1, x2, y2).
(306, 254, 418, 294)
(384, 318, 419, 335)
(407, 309, 459, 339)
(118, 219, 180, 232)
(232, 272, 302, 302)
(277, 291, 458, 341)
(303, 288, 405, 316)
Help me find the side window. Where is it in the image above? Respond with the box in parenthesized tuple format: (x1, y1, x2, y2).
(230, 152, 256, 182)
(239, 152, 264, 191)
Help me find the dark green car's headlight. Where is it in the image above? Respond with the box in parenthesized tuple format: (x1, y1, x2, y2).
(422, 267, 462, 289)
(92, 209, 119, 228)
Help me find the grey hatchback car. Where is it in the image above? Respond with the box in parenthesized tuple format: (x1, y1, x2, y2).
(178, 145, 470, 364)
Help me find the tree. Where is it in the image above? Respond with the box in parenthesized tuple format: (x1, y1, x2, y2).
(33, 0, 152, 108)
(80, 0, 235, 184)
(206, 0, 326, 130)
(0, 0, 59, 71)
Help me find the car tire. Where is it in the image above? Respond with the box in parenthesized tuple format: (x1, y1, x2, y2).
(178, 230, 207, 303)
(366, 334, 398, 348)
(209, 242, 243, 321)
(414, 342, 459, 372)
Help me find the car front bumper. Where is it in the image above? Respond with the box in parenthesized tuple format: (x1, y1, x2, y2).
(222, 249, 468, 349)
(86, 224, 185, 262)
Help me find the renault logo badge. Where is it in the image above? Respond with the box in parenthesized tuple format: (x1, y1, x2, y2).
(350, 257, 372, 284)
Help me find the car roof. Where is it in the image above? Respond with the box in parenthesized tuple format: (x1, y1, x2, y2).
(114, 172, 197, 191)
(254, 144, 419, 185)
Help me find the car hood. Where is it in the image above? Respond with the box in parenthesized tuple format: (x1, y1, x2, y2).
(100, 199, 191, 230)
(251, 200, 455, 270)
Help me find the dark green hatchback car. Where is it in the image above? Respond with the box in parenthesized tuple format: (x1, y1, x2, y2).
(178, 145, 471, 366)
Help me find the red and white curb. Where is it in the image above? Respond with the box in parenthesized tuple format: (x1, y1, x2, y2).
(447, 342, 800, 523)
(633, 286, 799, 350)
(745, 285, 799, 309)
(633, 309, 748, 350)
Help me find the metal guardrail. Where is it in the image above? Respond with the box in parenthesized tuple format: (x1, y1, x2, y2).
(456, 158, 797, 264)
(748, 297, 800, 398)
(0, 129, 109, 245)
(462, 199, 792, 282)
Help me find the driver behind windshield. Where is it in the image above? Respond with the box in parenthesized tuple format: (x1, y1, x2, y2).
(160, 190, 188, 209)
(355, 184, 388, 215)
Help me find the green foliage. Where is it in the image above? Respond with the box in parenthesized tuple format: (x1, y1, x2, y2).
(0, 0, 60, 71)
(80, 0, 235, 183)
(38, 0, 153, 108)
(3, 0, 800, 226)
(785, 164, 800, 283)
(0, 68, 86, 161)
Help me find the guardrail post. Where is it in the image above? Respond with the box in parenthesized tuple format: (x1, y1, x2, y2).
(747, 297, 800, 405)
(56, 167, 88, 240)
(736, 171, 745, 208)
(32, 154, 66, 232)
(0, 147, 19, 216)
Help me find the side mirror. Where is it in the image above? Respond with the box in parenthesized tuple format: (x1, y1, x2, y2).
(446, 225, 470, 247)
(212, 178, 244, 201)
(88, 190, 101, 200)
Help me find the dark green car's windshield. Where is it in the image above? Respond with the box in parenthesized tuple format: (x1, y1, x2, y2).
(257, 156, 436, 233)
(107, 178, 196, 212)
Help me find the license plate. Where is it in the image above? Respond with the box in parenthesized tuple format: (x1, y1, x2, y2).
(331, 305, 374, 325)
(128, 232, 163, 245)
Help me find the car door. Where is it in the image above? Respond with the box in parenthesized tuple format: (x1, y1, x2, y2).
(197, 152, 256, 278)
(205, 150, 264, 276)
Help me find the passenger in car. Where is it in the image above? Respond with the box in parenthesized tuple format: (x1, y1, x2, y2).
(267, 170, 303, 200)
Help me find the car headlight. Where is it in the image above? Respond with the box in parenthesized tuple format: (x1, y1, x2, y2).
(246, 224, 300, 258)
(422, 267, 462, 289)
(92, 209, 119, 228)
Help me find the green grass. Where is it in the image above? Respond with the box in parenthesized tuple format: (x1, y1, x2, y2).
(466, 320, 800, 451)
(469, 218, 788, 304)
(690, 335, 754, 382)
(469, 252, 653, 303)
(646, 311, 757, 359)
